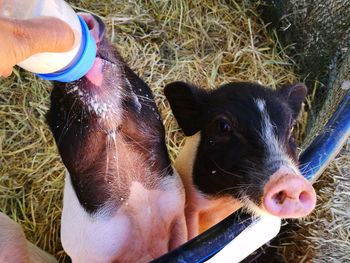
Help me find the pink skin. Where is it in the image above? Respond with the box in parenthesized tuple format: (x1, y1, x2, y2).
(263, 167, 317, 218)
(0, 212, 57, 263)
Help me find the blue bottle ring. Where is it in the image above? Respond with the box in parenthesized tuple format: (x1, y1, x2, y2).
(37, 15, 97, 83)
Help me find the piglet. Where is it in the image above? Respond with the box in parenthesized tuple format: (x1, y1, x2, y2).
(46, 14, 186, 262)
(164, 81, 317, 238)
(0, 212, 57, 263)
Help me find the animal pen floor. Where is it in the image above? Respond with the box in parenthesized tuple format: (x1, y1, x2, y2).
(0, 1, 348, 262)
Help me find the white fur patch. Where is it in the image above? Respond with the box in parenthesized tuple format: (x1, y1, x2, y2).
(175, 133, 242, 238)
(255, 98, 266, 112)
(61, 171, 186, 262)
(254, 98, 298, 172)
(174, 133, 201, 184)
(61, 173, 131, 263)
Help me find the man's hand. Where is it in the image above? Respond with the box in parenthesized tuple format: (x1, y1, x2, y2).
(0, 16, 75, 77)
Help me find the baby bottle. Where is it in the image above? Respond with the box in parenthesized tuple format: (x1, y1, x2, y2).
(0, 0, 96, 82)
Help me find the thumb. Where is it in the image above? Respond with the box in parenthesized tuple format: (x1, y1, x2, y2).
(17, 16, 76, 54)
(0, 68, 13, 77)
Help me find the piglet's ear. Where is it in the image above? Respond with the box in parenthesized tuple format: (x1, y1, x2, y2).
(164, 81, 205, 136)
(279, 83, 308, 119)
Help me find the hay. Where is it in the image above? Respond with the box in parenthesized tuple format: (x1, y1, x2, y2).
(0, 0, 304, 261)
(0, 73, 67, 260)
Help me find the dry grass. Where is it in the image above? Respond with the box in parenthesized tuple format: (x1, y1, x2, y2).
(1, 0, 339, 262)
(0, 73, 67, 260)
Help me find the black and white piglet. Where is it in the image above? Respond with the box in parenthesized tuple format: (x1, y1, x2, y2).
(47, 14, 186, 262)
(165, 81, 317, 238)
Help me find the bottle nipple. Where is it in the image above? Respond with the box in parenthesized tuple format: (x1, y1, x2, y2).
(37, 16, 97, 83)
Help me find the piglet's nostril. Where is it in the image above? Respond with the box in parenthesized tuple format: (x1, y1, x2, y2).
(79, 14, 96, 30)
(299, 191, 309, 203)
(272, 190, 287, 204)
(86, 20, 95, 30)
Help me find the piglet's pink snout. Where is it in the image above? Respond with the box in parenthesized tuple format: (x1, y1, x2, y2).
(263, 168, 316, 218)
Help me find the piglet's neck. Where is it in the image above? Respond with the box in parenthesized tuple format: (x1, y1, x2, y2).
(175, 133, 200, 188)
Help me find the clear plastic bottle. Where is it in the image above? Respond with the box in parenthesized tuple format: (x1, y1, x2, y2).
(0, 0, 96, 82)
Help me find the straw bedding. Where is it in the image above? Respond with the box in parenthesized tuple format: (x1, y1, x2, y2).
(0, 0, 347, 262)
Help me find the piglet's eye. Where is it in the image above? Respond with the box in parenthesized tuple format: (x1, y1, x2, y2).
(207, 115, 235, 143)
(217, 119, 232, 134)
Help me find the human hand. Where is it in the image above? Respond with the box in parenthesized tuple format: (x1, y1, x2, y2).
(0, 16, 75, 77)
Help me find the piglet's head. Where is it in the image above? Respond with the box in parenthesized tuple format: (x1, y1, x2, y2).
(47, 13, 123, 174)
(165, 82, 316, 218)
